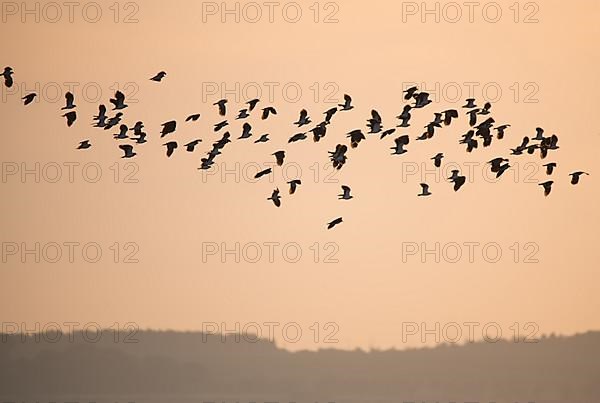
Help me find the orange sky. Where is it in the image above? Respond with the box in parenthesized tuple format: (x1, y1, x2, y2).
(1, 0, 599, 351)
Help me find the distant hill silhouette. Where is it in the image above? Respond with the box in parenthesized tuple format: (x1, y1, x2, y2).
(1, 330, 599, 402)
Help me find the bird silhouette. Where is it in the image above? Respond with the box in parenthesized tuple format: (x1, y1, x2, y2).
(2, 67, 14, 88)
(396, 105, 412, 127)
(261, 106, 277, 120)
(338, 94, 354, 111)
(238, 123, 253, 139)
(418, 183, 432, 196)
(236, 109, 250, 119)
(391, 135, 410, 155)
(61, 92, 76, 110)
(109, 90, 127, 110)
(254, 168, 272, 179)
(310, 123, 327, 142)
(463, 98, 477, 108)
(163, 141, 178, 157)
(62, 111, 77, 127)
(543, 162, 557, 175)
(119, 144, 136, 158)
(150, 71, 167, 82)
(214, 120, 229, 132)
(404, 86, 418, 100)
(347, 129, 366, 148)
(184, 139, 202, 152)
(113, 124, 129, 139)
(186, 113, 201, 122)
(495, 124, 510, 139)
(329, 144, 348, 169)
(22, 93, 36, 105)
(214, 99, 227, 116)
(247, 99, 260, 111)
(324, 107, 337, 123)
(448, 170, 466, 191)
(338, 185, 353, 200)
(539, 181, 554, 196)
(93, 105, 107, 127)
(273, 151, 285, 166)
(294, 109, 312, 127)
(77, 140, 91, 150)
(161, 120, 177, 137)
(268, 188, 281, 207)
(254, 134, 270, 143)
(432, 153, 444, 168)
(570, 171, 589, 185)
(289, 132, 307, 143)
(442, 109, 458, 126)
(327, 217, 343, 229)
(288, 179, 302, 194)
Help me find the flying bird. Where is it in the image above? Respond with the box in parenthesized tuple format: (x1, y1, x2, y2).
(93, 105, 107, 127)
(380, 128, 396, 140)
(22, 93, 36, 105)
(236, 109, 249, 119)
(329, 144, 348, 169)
(324, 107, 337, 123)
(310, 124, 327, 142)
(442, 109, 458, 126)
(109, 90, 128, 110)
(543, 162, 557, 175)
(119, 144, 136, 158)
(150, 71, 167, 82)
(113, 124, 129, 139)
(186, 113, 201, 122)
(418, 183, 432, 197)
(254, 168, 272, 179)
(432, 153, 444, 168)
(448, 170, 466, 191)
(268, 188, 281, 207)
(289, 132, 307, 143)
(414, 92, 432, 108)
(488, 157, 509, 173)
(214, 99, 227, 116)
(570, 171, 589, 185)
(495, 124, 510, 139)
(62, 111, 77, 127)
(396, 105, 412, 127)
(2, 67, 14, 88)
(404, 86, 419, 100)
(103, 112, 122, 130)
(463, 98, 477, 108)
(347, 129, 366, 148)
(539, 181, 554, 196)
(294, 109, 311, 127)
(338, 94, 354, 111)
(262, 106, 277, 120)
(327, 217, 343, 230)
(273, 151, 285, 166)
(246, 98, 260, 111)
(214, 120, 229, 132)
(163, 141, 178, 157)
(61, 92, 76, 110)
(161, 120, 177, 137)
(391, 135, 410, 155)
(254, 133, 270, 143)
(77, 140, 91, 150)
(184, 139, 202, 152)
(288, 179, 302, 194)
(338, 185, 353, 200)
(238, 123, 253, 139)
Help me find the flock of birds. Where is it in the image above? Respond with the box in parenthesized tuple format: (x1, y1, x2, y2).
(2, 66, 591, 229)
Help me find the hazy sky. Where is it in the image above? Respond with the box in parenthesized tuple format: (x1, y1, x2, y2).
(1, 0, 599, 351)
